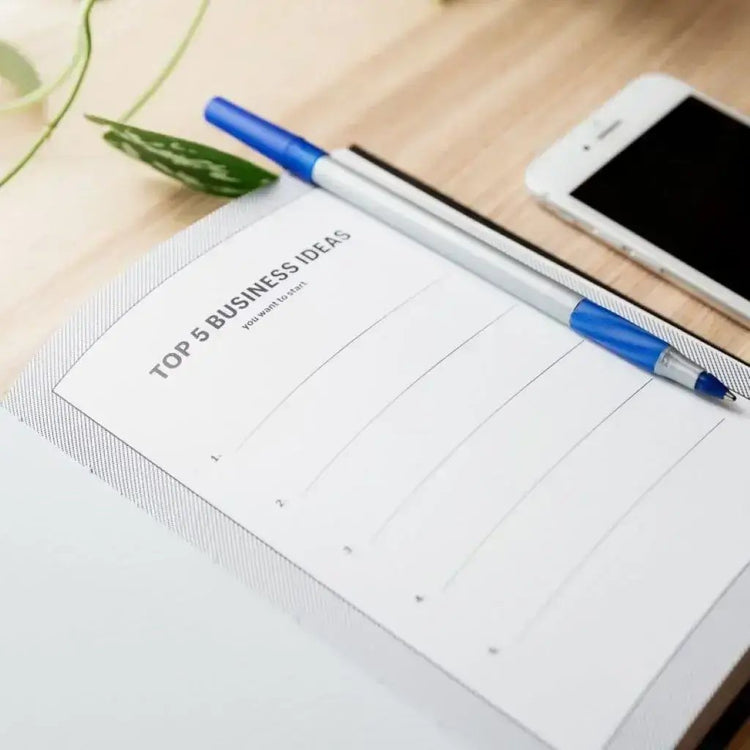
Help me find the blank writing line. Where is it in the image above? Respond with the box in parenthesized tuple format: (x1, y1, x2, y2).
(372, 340, 585, 541)
(305, 304, 518, 493)
(443, 377, 653, 589)
(507, 416, 725, 651)
(234, 275, 446, 452)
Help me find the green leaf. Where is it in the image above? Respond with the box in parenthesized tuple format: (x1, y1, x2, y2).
(86, 114, 277, 197)
(0, 40, 42, 98)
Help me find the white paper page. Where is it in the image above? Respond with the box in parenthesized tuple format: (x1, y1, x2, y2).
(0, 409, 467, 750)
(55, 189, 750, 750)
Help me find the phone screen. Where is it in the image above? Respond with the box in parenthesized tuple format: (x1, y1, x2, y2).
(571, 96, 750, 300)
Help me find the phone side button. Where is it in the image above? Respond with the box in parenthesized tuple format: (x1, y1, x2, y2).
(596, 230, 627, 252)
(554, 207, 584, 229)
(577, 219, 598, 235)
(630, 252, 663, 274)
(605, 238, 639, 259)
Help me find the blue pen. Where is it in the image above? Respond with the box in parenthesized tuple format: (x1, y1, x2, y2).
(205, 97, 736, 402)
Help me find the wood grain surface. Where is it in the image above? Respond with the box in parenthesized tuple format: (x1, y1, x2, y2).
(1, 1, 748, 745)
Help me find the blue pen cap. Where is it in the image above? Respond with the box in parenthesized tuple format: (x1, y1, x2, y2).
(205, 97, 326, 183)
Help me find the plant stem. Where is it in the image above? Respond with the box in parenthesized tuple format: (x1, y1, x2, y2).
(119, 0, 210, 124)
(0, 36, 80, 114)
(0, 0, 97, 189)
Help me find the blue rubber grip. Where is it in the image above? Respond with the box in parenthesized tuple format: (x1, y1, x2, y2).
(205, 97, 326, 182)
(569, 299, 668, 372)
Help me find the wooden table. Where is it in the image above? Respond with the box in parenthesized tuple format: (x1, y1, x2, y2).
(1, 0, 749, 396)
(1, 0, 748, 745)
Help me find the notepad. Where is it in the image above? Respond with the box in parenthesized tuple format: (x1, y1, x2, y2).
(0, 409, 462, 750)
(7, 159, 750, 750)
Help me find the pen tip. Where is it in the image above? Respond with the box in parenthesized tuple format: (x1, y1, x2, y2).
(695, 371, 736, 402)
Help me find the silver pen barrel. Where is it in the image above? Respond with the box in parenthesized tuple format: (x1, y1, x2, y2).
(312, 156, 583, 326)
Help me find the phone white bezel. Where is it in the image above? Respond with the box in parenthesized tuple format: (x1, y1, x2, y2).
(525, 72, 750, 327)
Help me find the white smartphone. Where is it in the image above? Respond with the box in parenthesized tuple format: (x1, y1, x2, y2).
(525, 73, 750, 327)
